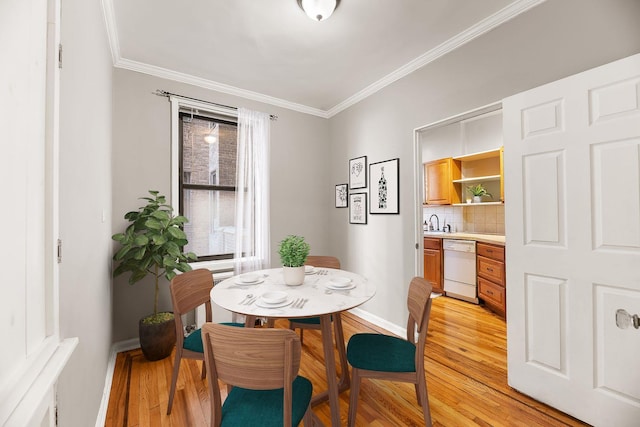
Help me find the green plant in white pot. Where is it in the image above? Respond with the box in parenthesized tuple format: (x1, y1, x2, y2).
(112, 190, 197, 361)
(278, 235, 310, 286)
(466, 183, 492, 203)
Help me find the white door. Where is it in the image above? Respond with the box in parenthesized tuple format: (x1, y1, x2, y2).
(0, 0, 76, 425)
(504, 53, 640, 426)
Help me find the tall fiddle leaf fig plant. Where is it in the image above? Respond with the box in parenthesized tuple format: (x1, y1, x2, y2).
(112, 190, 197, 323)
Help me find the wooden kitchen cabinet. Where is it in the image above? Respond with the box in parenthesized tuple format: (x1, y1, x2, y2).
(423, 237, 443, 293)
(424, 157, 461, 205)
(477, 242, 506, 317)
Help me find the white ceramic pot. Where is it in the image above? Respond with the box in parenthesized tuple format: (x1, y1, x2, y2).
(473, 196, 482, 203)
(282, 266, 305, 286)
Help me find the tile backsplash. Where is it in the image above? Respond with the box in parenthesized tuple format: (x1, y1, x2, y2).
(422, 204, 505, 235)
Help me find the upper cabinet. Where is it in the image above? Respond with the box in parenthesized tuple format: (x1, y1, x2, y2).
(424, 157, 460, 205)
(421, 109, 504, 206)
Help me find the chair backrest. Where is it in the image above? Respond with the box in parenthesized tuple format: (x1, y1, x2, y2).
(305, 255, 341, 269)
(406, 277, 433, 376)
(406, 276, 433, 338)
(202, 323, 302, 426)
(170, 269, 214, 346)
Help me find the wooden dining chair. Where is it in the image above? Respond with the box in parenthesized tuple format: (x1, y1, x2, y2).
(346, 276, 434, 427)
(202, 323, 313, 427)
(288, 255, 341, 344)
(167, 269, 244, 415)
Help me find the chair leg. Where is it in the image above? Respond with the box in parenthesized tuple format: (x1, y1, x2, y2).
(302, 405, 313, 426)
(300, 328, 304, 345)
(201, 360, 206, 379)
(417, 372, 432, 427)
(347, 368, 361, 427)
(167, 350, 181, 415)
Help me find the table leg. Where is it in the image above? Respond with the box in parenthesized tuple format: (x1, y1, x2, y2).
(333, 313, 350, 390)
(244, 315, 257, 328)
(319, 314, 340, 427)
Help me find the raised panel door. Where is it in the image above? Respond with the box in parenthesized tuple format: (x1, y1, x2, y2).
(424, 249, 442, 293)
(504, 53, 640, 426)
(425, 158, 461, 204)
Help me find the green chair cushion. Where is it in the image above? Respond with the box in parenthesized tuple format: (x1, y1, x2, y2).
(289, 314, 333, 326)
(347, 333, 416, 372)
(221, 376, 313, 427)
(183, 322, 244, 353)
(289, 316, 321, 325)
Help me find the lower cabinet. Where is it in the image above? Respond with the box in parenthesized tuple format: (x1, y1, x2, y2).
(477, 242, 506, 317)
(423, 237, 443, 293)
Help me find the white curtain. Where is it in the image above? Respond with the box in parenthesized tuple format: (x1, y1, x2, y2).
(234, 108, 271, 274)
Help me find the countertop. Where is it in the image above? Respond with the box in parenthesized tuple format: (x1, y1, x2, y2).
(423, 231, 505, 245)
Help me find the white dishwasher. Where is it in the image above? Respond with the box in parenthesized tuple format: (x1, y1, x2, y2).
(443, 239, 478, 304)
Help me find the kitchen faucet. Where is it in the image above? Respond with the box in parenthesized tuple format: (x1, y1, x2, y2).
(428, 214, 440, 231)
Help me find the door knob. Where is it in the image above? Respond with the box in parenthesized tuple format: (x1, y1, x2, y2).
(615, 309, 640, 329)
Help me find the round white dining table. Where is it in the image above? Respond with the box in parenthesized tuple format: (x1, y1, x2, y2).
(211, 267, 376, 427)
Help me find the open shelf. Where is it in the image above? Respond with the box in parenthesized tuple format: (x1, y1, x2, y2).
(452, 201, 503, 206)
(452, 174, 501, 184)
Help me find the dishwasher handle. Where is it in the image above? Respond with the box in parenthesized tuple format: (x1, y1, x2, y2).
(443, 239, 476, 253)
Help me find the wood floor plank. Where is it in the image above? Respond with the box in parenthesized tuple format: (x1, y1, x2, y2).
(105, 296, 589, 427)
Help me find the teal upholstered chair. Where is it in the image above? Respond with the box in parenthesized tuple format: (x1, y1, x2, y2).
(346, 276, 434, 427)
(288, 256, 341, 344)
(202, 323, 313, 427)
(167, 269, 243, 415)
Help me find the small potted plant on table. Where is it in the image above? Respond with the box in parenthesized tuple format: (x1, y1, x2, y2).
(112, 190, 197, 361)
(278, 235, 310, 286)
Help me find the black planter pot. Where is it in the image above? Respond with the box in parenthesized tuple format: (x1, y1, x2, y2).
(138, 312, 176, 361)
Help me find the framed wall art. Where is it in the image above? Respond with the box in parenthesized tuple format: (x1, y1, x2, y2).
(349, 193, 367, 224)
(335, 183, 348, 208)
(349, 156, 367, 189)
(369, 158, 399, 214)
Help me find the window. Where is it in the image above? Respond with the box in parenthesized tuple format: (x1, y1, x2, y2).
(178, 111, 238, 261)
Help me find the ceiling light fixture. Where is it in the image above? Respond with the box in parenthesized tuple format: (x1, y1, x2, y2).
(297, 0, 340, 22)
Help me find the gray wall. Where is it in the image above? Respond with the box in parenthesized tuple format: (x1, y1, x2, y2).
(327, 0, 640, 328)
(56, 0, 114, 425)
(111, 70, 331, 341)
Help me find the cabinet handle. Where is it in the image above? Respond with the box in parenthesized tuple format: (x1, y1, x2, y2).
(486, 267, 494, 272)
(487, 290, 494, 295)
(486, 249, 493, 253)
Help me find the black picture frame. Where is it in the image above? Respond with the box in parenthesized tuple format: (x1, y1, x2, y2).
(349, 156, 367, 190)
(349, 193, 367, 224)
(335, 183, 348, 208)
(369, 158, 399, 214)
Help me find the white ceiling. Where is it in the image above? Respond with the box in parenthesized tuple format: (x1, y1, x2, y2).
(105, 0, 544, 117)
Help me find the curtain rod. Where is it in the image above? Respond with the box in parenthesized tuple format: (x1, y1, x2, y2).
(154, 89, 278, 121)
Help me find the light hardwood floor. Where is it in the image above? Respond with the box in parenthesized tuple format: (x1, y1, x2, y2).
(105, 296, 588, 426)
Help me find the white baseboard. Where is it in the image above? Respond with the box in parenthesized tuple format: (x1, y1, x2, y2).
(94, 338, 140, 427)
(348, 307, 406, 338)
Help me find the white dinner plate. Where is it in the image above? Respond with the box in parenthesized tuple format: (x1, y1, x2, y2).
(234, 277, 264, 286)
(327, 277, 351, 288)
(305, 266, 316, 275)
(261, 291, 288, 304)
(255, 298, 293, 308)
(325, 282, 356, 291)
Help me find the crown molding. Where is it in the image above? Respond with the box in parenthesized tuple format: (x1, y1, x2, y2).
(326, 0, 546, 117)
(101, 0, 120, 65)
(102, 0, 544, 119)
(114, 58, 330, 118)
